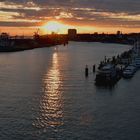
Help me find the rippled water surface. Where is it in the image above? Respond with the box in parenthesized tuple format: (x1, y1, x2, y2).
(0, 42, 140, 140)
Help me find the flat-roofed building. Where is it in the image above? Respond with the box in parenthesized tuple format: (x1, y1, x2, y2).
(68, 29, 77, 40)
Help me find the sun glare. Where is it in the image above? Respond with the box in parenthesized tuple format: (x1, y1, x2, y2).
(41, 21, 68, 34)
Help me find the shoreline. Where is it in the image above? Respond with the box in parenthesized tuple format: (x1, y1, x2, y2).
(0, 40, 133, 53)
(0, 44, 54, 52)
(70, 40, 133, 45)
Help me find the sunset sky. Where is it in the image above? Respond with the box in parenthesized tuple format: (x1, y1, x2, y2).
(0, 0, 140, 35)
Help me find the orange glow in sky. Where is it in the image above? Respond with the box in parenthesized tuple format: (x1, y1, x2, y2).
(0, 1, 140, 35)
(41, 21, 73, 34)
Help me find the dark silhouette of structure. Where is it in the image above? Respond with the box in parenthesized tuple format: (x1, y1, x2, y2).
(68, 29, 77, 40)
(67, 29, 140, 45)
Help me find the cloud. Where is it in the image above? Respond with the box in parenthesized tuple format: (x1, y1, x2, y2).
(0, 0, 140, 29)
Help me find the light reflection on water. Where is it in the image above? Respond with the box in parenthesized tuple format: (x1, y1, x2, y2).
(34, 52, 63, 129)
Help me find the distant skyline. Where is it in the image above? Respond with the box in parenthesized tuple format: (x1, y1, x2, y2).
(0, 0, 140, 35)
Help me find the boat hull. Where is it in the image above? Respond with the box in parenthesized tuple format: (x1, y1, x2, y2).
(95, 74, 121, 86)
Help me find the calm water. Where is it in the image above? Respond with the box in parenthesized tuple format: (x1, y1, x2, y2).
(0, 42, 140, 140)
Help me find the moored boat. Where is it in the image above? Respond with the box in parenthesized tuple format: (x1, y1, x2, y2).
(123, 65, 136, 78)
(95, 64, 120, 86)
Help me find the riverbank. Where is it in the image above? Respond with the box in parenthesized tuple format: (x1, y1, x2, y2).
(0, 38, 68, 52)
(0, 42, 61, 52)
(0, 34, 68, 52)
(68, 33, 140, 44)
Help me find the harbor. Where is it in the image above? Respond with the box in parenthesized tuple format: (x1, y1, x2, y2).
(1, 0, 140, 139)
(93, 40, 140, 86)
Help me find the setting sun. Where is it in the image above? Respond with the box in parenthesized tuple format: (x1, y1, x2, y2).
(41, 21, 70, 34)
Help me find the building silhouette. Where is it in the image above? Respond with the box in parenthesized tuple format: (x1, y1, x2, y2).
(68, 29, 77, 40)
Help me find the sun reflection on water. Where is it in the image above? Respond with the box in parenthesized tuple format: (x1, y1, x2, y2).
(33, 52, 63, 129)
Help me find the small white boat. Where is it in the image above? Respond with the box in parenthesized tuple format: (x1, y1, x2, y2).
(134, 57, 140, 68)
(123, 65, 136, 78)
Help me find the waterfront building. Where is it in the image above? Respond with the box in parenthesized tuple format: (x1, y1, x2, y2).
(68, 29, 77, 40)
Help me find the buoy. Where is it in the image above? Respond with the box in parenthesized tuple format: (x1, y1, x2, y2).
(93, 64, 96, 73)
(105, 56, 107, 63)
(85, 65, 89, 77)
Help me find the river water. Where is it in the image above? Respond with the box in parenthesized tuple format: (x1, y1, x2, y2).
(0, 42, 140, 140)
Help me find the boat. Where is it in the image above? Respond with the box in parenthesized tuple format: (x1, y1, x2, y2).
(95, 64, 120, 86)
(133, 57, 140, 68)
(123, 65, 136, 78)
